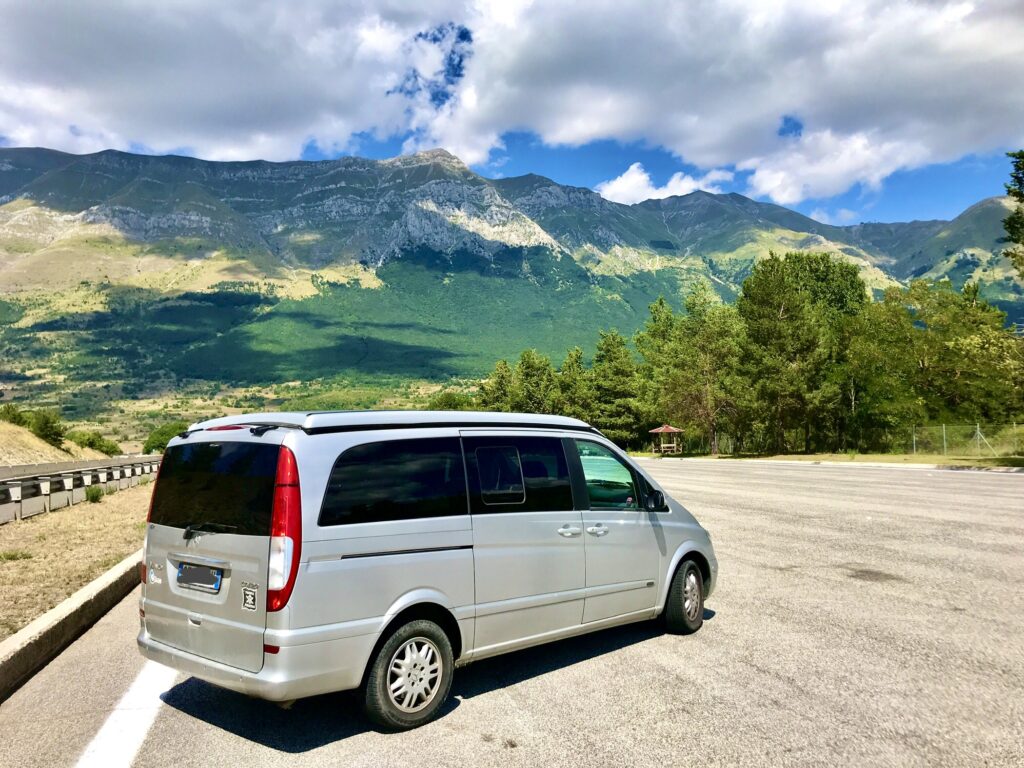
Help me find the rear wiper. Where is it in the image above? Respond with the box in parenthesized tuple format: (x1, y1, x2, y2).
(183, 522, 237, 540)
(250, 425, 278, 437)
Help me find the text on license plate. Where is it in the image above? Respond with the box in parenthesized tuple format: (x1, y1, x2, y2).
(177, 563, 223, 593)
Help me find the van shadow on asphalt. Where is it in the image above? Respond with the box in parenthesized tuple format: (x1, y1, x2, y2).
(160, 611, 714, 753)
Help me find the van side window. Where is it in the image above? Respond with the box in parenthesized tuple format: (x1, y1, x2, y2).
(475, 446, 526, 505)
(464, 436, 573, 513)
(318, 438, 468, 526)
(574, 440, 639, 509)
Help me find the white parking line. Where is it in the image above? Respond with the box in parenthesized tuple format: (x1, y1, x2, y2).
(75, 661, 179, 768)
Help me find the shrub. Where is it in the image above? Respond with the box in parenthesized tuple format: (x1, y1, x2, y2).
(0, 550, 33, 562)
(67, 430, 122, 457)
(427, 390, 476, 411)
(0, 403, 27, 427)
(85, 485, 104, 503)
(28, 409, 67, 448)
(143, 421, 188, 454)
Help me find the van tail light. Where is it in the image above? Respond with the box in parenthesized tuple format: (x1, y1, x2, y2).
(139, 561, 147, 585)
(268, 446, 301, 612)
(146, 463, 160, 523)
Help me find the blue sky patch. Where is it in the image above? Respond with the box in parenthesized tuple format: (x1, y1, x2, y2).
(778, 115, 803, 138)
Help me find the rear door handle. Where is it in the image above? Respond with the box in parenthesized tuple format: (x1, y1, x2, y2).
(558, 525, 582, 537)
(587, 524, 609, 537)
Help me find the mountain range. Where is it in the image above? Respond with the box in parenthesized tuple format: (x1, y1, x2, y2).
(0, 146, 1020, 400)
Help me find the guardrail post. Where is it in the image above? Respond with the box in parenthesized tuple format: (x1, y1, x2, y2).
(0, 482, 20, 524)
(105, 468, 119, 493)
(44, 475, 70, 511)
(20, 479, 47, 519)
(70, 472, 86, 505)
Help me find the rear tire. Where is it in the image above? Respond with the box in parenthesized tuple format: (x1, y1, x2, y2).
(363, 619, 454, 730)
(664, 560, 704, 634)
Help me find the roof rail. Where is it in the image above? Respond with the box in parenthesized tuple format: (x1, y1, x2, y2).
(189, 410, 597, 436)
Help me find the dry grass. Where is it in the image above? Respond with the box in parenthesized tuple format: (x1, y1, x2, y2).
(0, 422, 107, 465)
(751, 453, 1024, 468)
(0, 483, 150, 640)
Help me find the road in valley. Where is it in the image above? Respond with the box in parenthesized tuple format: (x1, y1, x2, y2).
(1, 460, 1022, 767)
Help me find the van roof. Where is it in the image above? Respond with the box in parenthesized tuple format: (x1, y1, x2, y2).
(189, 410, 597, 436)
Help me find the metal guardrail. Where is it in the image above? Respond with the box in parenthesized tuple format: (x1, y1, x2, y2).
(0, 455, 161, 525)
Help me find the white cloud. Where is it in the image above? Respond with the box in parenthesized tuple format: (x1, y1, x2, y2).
(740, 130, 931, 204)
(0, 0, 1022, 203)
(596, 163, 733, 204)
(810, 207, 859, 226)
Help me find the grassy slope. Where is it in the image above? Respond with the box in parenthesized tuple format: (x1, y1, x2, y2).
(0, 248, 683, 393)
(0, 422, 106, 465)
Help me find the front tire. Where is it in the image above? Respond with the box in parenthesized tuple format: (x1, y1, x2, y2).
(363, 619, 454, 730)
(664, 560, 704, 634)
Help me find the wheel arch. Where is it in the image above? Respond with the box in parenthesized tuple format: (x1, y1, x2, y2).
(659, 543, 713, 612)
(359, 600, 463, 688)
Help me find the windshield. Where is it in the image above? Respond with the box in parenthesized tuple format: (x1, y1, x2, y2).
(150, 441, 279, 536)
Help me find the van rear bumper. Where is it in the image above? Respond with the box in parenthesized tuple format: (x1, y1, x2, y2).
(137, 627, 378, 701)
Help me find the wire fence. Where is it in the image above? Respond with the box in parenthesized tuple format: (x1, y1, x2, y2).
(647, 424, 1023, 457)
(899, 424, 1022, 458)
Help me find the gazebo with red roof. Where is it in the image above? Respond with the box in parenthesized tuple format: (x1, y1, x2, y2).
(650, 423, 683, 454)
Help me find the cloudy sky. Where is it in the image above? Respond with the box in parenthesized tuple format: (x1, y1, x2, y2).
(1, 0, 1022, 222)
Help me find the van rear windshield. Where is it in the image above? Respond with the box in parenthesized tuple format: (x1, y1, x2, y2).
(151, 442, 279, 536)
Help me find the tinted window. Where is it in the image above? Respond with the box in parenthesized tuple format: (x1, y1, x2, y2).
(319, 438, 467, 526)
(151, 442, 279, 535)
(464, 436, 573, 513)
(575, 440, 639, 509)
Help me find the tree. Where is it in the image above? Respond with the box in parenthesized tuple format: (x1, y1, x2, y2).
(1003, 150, 1024, 278)
(832, 295, 923, 450)
(28, 409, 67, 449)
(737, 252, 866, 453)
(634, 296, 679, 427)
(898, 280, 1022, 422)
(478, 360, 514, 411)
(143, 421, 188, 454)
(590, 330, 643, 446)
(510, 349, 557, 413)
(552, 347, 594, 422)
(657, 282, 746, 455)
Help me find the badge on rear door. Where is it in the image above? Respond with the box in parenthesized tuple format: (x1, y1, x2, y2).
(241, 583, 258, 611)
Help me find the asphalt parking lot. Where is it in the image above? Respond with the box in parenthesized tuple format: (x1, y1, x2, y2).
(1, 460, 1022, 767)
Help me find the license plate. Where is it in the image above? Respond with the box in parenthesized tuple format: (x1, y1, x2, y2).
(177, 562, 223, 593)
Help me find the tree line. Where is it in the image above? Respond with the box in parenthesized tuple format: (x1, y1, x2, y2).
(432, 252, 1024, 453)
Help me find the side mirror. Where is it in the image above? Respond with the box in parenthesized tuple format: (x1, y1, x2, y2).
(645, 490, 666, 512)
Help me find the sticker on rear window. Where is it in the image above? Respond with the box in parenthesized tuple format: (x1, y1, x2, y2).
(241, 584, 258, 611)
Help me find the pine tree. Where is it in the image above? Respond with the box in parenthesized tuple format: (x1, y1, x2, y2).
(590, 330, 642, 446)
(511, 349, 557, 413)
(553, 347, 594, 422)
(478, 359, 514, 411)
(1003, 150, 1024, 278)
(658, 282, 745, 455)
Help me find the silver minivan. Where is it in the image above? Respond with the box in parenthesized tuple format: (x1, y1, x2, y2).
(138, 410, 718, 729)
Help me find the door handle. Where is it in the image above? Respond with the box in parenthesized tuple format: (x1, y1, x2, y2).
(558, 525, 582, 537)
(586, 524, 609, 537)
